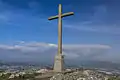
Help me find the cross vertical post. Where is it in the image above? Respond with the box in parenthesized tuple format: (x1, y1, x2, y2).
(58, 4, 62, 55)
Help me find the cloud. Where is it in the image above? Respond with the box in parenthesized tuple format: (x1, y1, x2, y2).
(64, 4, 120, 35)
(63, 44, 111, 60)
(65, 23, 120, 35)
(0, 13, 8, 21)
(0, 0, 47, 27)
(0, 41, 112, 63)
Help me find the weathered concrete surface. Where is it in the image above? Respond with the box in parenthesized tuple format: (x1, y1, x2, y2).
(48, 4, 74, 72)
(53, 54, 64, 72)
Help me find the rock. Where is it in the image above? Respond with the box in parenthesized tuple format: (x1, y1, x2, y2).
(50, 70, 108, 80)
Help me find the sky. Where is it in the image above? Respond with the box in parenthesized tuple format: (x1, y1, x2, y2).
(0, 0, 120, 64)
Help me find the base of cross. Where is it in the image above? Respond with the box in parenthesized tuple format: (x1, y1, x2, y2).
(35, 70, 73, 80)
(53, 54, 64, 72)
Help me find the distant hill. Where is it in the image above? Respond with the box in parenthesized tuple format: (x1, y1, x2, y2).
(65, 60, 120, 70)
(0, 60, 120, 70)
(0, 60, 5, 66)
(0, 61, 49, 66)
(82, 61, 120, 69)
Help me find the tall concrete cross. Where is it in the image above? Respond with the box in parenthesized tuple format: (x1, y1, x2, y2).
(48, 4, 74, 72)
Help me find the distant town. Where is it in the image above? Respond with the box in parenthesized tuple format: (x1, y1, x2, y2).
(0, 62, 120, 80)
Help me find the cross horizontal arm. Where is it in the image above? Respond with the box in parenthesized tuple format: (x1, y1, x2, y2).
(48, 12, 74, 20)
(48, 15, 58, 20)
(62, 12, 74, 17)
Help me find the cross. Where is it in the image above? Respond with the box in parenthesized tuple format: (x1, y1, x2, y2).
(48, 4, 74, 55)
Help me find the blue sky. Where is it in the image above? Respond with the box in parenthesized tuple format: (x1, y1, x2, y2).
(0, 0, 120, 63)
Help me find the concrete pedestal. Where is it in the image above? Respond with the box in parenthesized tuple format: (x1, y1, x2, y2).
(53, 54, 64, 72)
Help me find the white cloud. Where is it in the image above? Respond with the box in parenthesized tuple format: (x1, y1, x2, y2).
(63, 44, 110, 49)
(0, 41, 112, 62)
(63, 52, 80, 59)
(0, 42, 55, 52)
